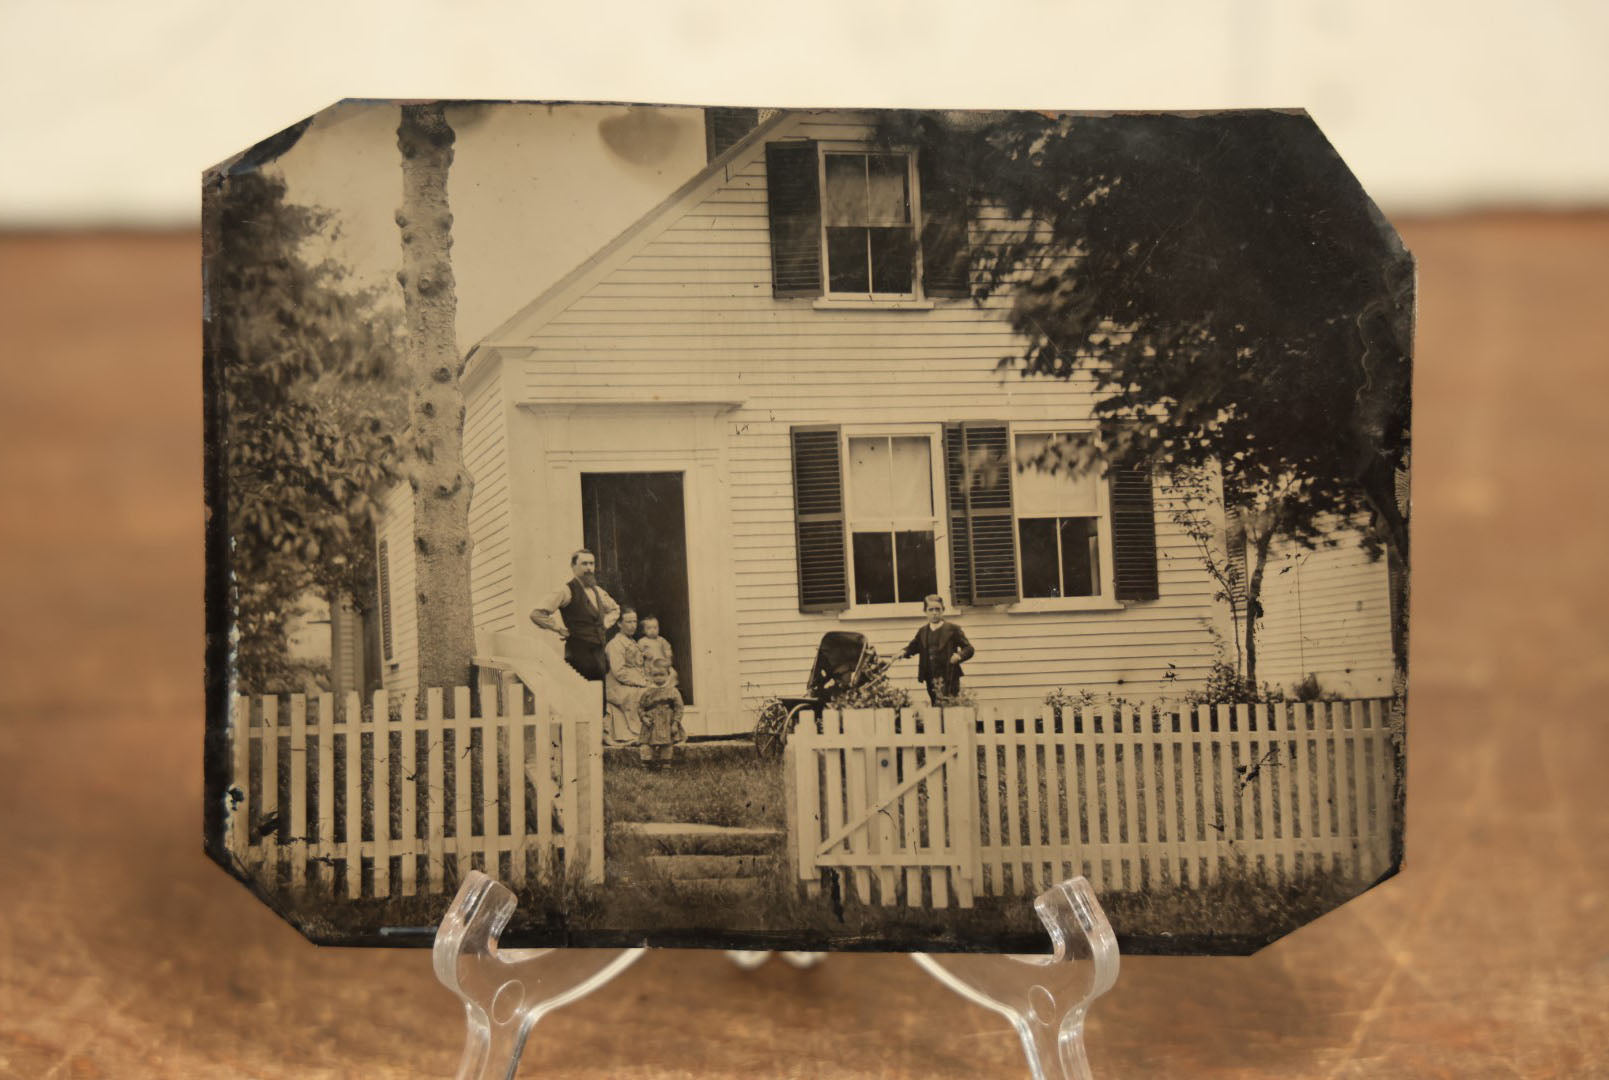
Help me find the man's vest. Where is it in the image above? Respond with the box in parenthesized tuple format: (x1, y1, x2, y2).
(565, 578, 606, 645)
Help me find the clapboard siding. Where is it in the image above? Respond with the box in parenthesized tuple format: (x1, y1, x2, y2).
(722, 415, 1218, 708)
(378, 483, 419, 698)
(463, 363, 517, 640)
(1255, 521, 1394, 696)
(485, 111, 1229, 722)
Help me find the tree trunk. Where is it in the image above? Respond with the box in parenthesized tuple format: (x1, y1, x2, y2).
(1359, 456, 1410, 687)
(397, 103, 475, 691)
(1242, 530, 1276, 691)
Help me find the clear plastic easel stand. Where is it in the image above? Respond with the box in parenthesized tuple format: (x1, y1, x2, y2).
(434, 872, 1117, 1080)
(433, 871, 643, 1080)
(914, 878, 1121, 1080)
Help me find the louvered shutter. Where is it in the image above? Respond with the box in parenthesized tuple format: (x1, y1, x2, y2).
(377, 539, 394, 660)
(790, 426, 849, 612)
(765, 141, 823, 297)
(1225, 510, 1249, 606)
(1109, 464, 1160, 601)
(918, 150, 970, 298)
(947, 422, 1019, 606)
(942, 425, 973, 604)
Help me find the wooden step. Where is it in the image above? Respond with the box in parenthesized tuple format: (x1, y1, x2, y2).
(673, 876, 762, 896)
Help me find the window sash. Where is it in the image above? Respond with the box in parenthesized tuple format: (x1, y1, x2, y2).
(818, 149, 920, 299)
(1010, 428, 1115, 603)
(843, 430, 945, 609)
(1019, 515, 1103, 599)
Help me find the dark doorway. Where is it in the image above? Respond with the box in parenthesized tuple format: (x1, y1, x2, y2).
(581, 472, 694, 704)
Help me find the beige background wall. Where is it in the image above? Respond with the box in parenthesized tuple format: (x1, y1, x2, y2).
(3, 0, 1607, 226)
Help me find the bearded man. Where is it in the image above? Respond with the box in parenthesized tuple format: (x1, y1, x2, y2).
(529, 548, 620, 681)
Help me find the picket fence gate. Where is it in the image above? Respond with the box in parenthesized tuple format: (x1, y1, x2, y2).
(225, 686, 605, 899)
(785, 698, 1401, 908)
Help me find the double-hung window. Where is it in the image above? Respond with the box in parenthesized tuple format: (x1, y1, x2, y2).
(765, 139, 970, 301)
(1012, 432, 1110, 600)
(822, 152, 917, 297)
(845, 433, 941, 606)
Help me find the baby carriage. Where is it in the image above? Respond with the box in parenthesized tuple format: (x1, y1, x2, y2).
(752, 631, 891, 759)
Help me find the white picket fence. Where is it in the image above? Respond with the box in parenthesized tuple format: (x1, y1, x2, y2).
(785, 698, 1401, 908)
(225, 686, 604, 898)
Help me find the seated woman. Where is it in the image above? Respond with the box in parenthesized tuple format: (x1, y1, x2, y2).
(603, 609, 651, 746)
(635, 615, 685, 765)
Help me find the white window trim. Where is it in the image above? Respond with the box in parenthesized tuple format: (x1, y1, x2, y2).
(1006, 424, 1122, 613)
(840, 424, 950, 617)
(811, 298, 935, 312)
(816, 142, 926, 303)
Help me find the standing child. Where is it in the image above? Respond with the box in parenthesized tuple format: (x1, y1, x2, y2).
(901, 594, 975, 706)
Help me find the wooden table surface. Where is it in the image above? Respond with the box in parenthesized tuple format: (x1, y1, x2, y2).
(2, 217, 1606, 1078)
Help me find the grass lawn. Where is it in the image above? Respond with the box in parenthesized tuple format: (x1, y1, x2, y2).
(602, 744, 786, 829)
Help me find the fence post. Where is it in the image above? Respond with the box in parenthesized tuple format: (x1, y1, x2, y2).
(567, 714, 603, 886)
(872, 708, 898, 905)
(288, 694, 308, 889)
(560, 710, 582, 882)
(924, 709, 951, 909)
(505, 687, 526, 887)
(398, 692, 417, 897)
(452, 687, 473, 886)
(951, 707, 979, 908)
(587, 716, 604, 884)
(479, 692, 499, 882)
(262, 696, 280, 881)
(782, 736, 803, 891)
(343, 690, 363, 897)
(315, 692, 335, 892)
(1159, 703, 1184, 889)
(1118, 702, 1141, 893)
(230, 695, 251, 870)
(425, 688, 446, 893)
(373, 689, 390, 897)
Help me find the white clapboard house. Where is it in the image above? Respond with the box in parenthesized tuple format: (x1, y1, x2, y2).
(371, 108, 1391, 736)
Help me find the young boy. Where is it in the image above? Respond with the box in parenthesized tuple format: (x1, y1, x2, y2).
(901, 594, 975, 706)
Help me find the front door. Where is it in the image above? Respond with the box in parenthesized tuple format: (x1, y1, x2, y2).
(580, 472, 694, 704)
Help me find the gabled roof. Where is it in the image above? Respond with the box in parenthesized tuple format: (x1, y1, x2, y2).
(472, 109, 800, 357)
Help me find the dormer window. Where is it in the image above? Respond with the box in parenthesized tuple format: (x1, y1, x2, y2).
(765, 139, 970, 301)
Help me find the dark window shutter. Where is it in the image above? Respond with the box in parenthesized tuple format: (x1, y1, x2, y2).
(377, 538, 394, 660)
(765, 141, 822, 297)
(1225, 510, 1248, 606)
(790, 426, 848, 612)
(1110, 464, 1160, 601)
(942, 425, 973, 604)
(950, 422, 1019, 605)
(918, 150, 970, 298)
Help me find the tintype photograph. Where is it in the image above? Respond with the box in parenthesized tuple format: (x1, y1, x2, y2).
(203, 102, 1411, 953)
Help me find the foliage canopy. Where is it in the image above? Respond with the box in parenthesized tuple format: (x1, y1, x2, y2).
(882, 110, 1413, 559)
(205, 168, 404, 688)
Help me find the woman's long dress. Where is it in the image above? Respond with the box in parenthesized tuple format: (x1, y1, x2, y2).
(603, 635, 650, 745)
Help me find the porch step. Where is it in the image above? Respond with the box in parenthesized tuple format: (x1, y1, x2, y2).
(612, 821, 784, 857)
